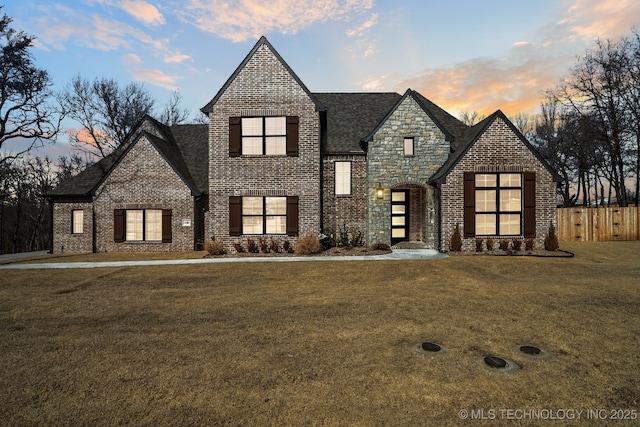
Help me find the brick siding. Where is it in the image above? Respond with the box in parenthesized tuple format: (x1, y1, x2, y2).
(440, 117, 556, 251)
(92, 136, 195, 252)
(207, 43, 321, 251)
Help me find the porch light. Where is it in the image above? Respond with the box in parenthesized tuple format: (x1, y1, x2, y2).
(376, 185, 384, 199)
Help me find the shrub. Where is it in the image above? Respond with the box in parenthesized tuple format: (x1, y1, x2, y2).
(294, 234, 323, 255)
(475, 238, 483, 252)
(512, 238, 522, 251)
(350, 230, 364, 247)
(233, 241, 245, 253)
(336, 223, 350, 246)
(269, 238, 281, 253)
(544, 222, 559, 251)
(247, 238, 258, 253)
(486, 238, 494, 251)
(259, 237, 269, 253)
(449, 223, 462, 251)
(371, 242, 391, 251)
(525, 238, 535, 251)
(283, 239, 292, 253)
(205, 240, 226, 256)
(498, 239, 510, 251)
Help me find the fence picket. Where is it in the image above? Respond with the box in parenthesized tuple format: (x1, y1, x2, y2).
(556, 207, 639, 241)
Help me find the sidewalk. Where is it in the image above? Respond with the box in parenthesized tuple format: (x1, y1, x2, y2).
(0, 249, 446, 269)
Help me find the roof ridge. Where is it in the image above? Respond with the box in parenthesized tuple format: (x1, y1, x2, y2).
(201, 36, 324, 113)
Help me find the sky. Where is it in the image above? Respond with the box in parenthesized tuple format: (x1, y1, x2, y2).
(3, 0, 640, 159)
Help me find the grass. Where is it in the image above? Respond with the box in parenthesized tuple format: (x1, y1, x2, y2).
(1, 241, 639, 425)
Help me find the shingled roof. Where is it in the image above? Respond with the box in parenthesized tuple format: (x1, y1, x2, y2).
(45, 118, 209, 198)
(313, 92, 402, 154)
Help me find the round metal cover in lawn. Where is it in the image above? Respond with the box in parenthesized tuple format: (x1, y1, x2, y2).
(515, 345, 552, 361)
(479, 355, 520, 374)
(520, 345, 540, 355)
(415, 342, 446, 356)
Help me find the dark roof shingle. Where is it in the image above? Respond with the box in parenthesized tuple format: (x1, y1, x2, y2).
(313, 92, 401, 154)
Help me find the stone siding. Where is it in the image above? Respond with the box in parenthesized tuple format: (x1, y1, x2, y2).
(92, 135, 195, 252)
(366, 96, 450, 248)
(321, 154, 367, 241)
(207, 43, 321, 250)
(440, 117, 556, 251)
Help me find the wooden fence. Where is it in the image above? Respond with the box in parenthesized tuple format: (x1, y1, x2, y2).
(556, 207, 640, 241)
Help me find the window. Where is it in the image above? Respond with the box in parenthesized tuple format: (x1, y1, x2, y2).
(474, 173, 522, 236)
(241, 117, 286, 155)
(230, 116, 298, 157)
(241, 197, 287, 234)
(404, 137, 414, 156)
(114, 209, 171, 243)
(335, 162, 351, 196)
(72, 210, 83, 234)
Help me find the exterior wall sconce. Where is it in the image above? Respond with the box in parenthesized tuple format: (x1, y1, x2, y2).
(376, 186, 384, 199)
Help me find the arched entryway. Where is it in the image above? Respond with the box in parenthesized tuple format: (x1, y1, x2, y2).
(390, 184, 426, 245)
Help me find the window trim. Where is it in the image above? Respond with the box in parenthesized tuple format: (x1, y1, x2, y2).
(115, 209, 169, 242)
(241, 116, 287, 156)
(241, 196, 288, 235)
(334, 161, 352, 196)
(71, 210, 84, 234)
(403, 137, 414, 156)
(474, 172, 523, 236)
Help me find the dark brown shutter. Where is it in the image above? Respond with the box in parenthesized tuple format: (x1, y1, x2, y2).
(463, 172, 475, 237)
(229, 196, 242, 236)
(523, 172, 536, 238)
(286, 116, 299, 157)
(229, 117, 241, 157)
(114, 209, 125, 243)
(286, 196, 299, 236)
(162, 209, 172, 243)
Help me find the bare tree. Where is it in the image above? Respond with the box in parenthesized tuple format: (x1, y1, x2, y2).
(0, 7, 63, 166)
(159, 91, 191, 126)
(60, 75, 155, 159)
(459, 111, 486, 126)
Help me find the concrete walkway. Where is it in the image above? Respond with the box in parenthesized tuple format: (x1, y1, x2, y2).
(0, 249, 446, 270)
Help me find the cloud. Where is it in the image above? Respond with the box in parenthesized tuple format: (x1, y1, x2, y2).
(387, 43, 566, 116)
(346, 13, 378, 38)
(91, 0, 166, 26)
(120, 0, 166, 26)
(559, 0, 640, 42)
(365, 0, 640, 116)
(180, 0, 374, 42)
(129, 67, 181, 91)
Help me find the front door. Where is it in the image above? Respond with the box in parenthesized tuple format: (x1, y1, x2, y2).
(391, 190, 409, 245)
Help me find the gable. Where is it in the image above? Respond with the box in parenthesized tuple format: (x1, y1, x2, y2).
(95, 134, 192, 199)
(430, 111, 562, 184)
(201, 36, 323, 114)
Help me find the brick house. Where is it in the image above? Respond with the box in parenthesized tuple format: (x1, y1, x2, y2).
(46, 36, 561, 253)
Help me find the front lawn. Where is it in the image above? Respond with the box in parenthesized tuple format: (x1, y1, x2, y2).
(1, 242, 638, 425)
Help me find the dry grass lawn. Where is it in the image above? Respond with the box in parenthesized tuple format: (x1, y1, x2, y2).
(1, 242, 639, 425)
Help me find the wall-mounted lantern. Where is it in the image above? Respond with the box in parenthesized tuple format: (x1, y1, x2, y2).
(375, 185, 384, 199)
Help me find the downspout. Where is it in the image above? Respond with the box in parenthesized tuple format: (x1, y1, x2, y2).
(48, 197, 54, 254)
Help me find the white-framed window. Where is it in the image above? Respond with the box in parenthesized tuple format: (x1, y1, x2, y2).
(72, 210, 83, 234)
(125, 209, 163, 241)
(404, 137, 414, 156)
(242, 197, 287, 235)
(242, 117, 286, 155)
(335, 161, 351, 196)
(475, 173, 522, 236)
